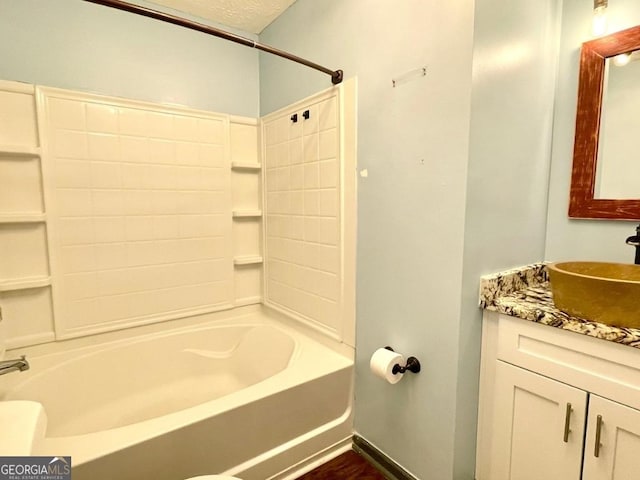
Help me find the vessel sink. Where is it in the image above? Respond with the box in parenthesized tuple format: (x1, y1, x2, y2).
(548, 261, 640, 329)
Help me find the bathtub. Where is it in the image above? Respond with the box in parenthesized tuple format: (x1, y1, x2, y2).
(0, 306, 354, 480)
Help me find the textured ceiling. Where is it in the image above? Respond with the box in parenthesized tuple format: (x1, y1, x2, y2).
(145, 0, 298, 34)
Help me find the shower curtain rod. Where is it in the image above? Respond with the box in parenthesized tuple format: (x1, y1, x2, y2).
(83, 0, 344, 85)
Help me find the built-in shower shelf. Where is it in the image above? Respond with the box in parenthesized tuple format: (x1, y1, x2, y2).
(0, 276, 51, 292)
(0, 214, 46, 224)
(0, 145, 41, 158)
(232, 210, 262, 218)
(233, 255, 263, 266)
(231, 162, 261, 171)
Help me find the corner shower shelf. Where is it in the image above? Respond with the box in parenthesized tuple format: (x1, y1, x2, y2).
(0, 276, 51, 292)
(231, 162, 261, 171)
(0, 145, 41, 158)
(0, 214, 46, 224)
(233, 255, 263, 266)
(232, 210, 262, 218)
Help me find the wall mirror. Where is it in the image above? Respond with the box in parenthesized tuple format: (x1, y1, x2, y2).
(569, 24, 640, 220)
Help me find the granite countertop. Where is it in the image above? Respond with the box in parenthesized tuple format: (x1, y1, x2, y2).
(479, 263, 640, 349)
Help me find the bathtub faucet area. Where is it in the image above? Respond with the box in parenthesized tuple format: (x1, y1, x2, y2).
(0, 355, 29, 376)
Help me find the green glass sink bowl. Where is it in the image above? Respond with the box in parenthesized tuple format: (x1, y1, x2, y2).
(547, 261, 640, 330)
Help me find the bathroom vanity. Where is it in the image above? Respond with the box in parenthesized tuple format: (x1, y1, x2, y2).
(475, 264, 640, 480)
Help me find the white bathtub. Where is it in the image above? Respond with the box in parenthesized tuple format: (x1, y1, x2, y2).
(0, 306, 353, 480)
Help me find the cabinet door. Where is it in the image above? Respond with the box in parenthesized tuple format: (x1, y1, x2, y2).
(490, 361, 587, 480)
(583, 394, 640, 480)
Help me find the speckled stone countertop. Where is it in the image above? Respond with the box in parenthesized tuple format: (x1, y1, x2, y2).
(479, 263, 640, 349)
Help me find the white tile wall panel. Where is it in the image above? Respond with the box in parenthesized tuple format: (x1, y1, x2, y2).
(39, 88, 234, 338)
(234, 265, 262, 305)
(0, 287, 55, 348)
(0, 156, 43, 213)
(0, 80, 54, 349)
(229, 118, 262, 306)
(0, 224, 49, 280)
(232, 170, 261, 211)
(230, 123, 258, 163)
(0, 88, 38, 147)
(262, 91, 343, 338)
(233, 220, 261, 258)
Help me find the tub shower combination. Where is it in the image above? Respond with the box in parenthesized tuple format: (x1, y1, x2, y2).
(0, 3, 355, 479)
(0, 78, 355, 478)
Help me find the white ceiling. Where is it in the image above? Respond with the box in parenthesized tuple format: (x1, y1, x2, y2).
(145, 0, 298, 34)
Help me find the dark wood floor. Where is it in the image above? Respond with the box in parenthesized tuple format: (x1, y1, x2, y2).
(295, 450, 386, 480)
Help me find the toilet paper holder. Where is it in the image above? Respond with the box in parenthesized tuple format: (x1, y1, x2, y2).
(384, 346, 421, 374)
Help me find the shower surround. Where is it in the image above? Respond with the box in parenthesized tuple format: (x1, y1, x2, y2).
(0, 78, 355, 348)
(0, 77, 356, 479)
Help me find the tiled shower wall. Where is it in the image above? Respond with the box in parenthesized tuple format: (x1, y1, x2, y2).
(0, 81, 261, 347)
(0, 79, 353, 348)
(42, 88, 236, 338)
(262, 90, 347, 339)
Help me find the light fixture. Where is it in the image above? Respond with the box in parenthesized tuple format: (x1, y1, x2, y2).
(592, 0, 608, 37)
(612, 52, 631, 66)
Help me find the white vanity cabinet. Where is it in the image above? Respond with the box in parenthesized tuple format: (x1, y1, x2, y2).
(583, 395, 640, 479)
(476, 312, 640, 480)
(490, 361, 586, 480)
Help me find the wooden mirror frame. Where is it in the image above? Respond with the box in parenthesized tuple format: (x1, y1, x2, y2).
(569, 25, 640, 220)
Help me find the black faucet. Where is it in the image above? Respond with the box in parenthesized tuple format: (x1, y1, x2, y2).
(626, 224, 640, 265)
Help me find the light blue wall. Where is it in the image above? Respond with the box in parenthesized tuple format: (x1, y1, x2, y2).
(0, 0, 259, 116)
(260, 1, 475, 478)
(260, 1, 561, 478)
(457, 0, 560, 476)
(545, 0, 640, 262)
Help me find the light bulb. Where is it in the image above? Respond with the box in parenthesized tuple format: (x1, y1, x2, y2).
(592, 0, 608, 37)
(613, 53, 631, 66)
